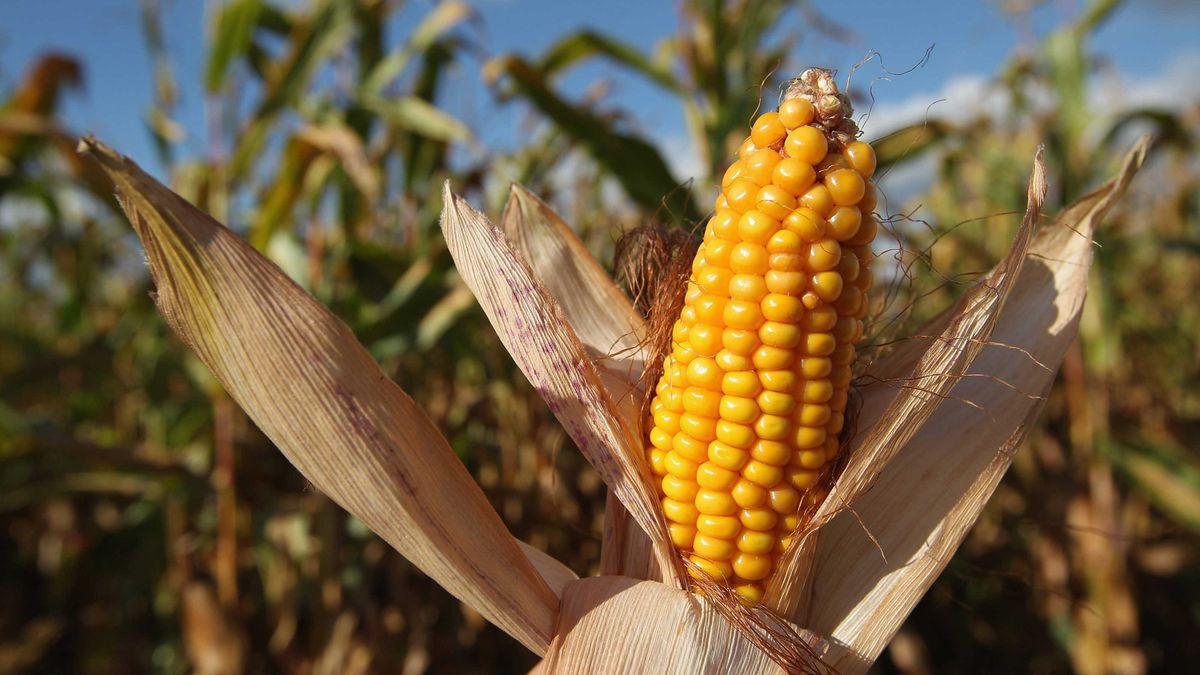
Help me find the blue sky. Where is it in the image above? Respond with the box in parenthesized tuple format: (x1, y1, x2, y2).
(1, 0, 1197, 183)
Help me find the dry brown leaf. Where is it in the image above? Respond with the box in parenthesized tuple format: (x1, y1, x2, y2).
(500, 184, 647, 410)
(499, 185, 657, 581)
(537, 576, 827, 674)
(441, 184, 682, 588)
(80, 138, 559, 654)
(799, 140, 1148, 672)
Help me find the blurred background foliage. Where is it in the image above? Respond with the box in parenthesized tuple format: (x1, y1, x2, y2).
(0, 0, 1196, 673)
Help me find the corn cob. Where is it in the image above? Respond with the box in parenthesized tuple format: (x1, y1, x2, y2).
(646, 69, 877, 603)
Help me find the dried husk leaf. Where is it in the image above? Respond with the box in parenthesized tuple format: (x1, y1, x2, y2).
(80, 138, 558, 654)
(500, 184, 647, 407)
(535, 577, 826, 674)
(441, 185, 682, 587)
(767, 151, 1048, 616)
(795, 140, 1147, 672)
(499, 185, 657, 581)
(520, 541, 580, 599)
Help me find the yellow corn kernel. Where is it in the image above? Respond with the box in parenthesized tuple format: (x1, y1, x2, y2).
(715, 420, 755, 448)
(752, 345, 794, 371)
(725, 178, 759, 213)
(750, 439, 792, 465)
(743, 460, 784, 488)
(736, 210, 779, 244)
(786, 467, 820, 490)
(663, 474, 700, 502)
(764, 270, 806, 295)
(663, 498, 699, 524)
(696, 513, 740, 538)
(753, 414, 790, 441)
(672, 433, 708, 462)
(649, 449, 667, 475)
(802, 380, 834, 404)
(733, 582, 764, 604)
(756, 185, 797, 221)
(809, 271, 843, 303)
(758, 369, 796, 392)
(723, 299, 764, 330)
(696, 267, 733, 295)
(766, 234, 804, 263)
(686, 357, 722, 389)
(797, 403, 831, 427)
(687, 324, 722, 356)
(730, 242, 769, 274)
(683, 387, 721, 417)
(737, 529, 775, 554)
(783, 207, 826, 241)
(652, 407, 680, 433)
(731, 479, 767, 508)
(708, 441, 749, 471)
(689, 555, 732, 581)
(771, 157, 817, 196)
(756, 390, 796, 416)
(696, 489, 738, 516)
(796, 449, 825, 470)
(739, 507, 778, 531)
(743, 148, 782, 185)
(805, 332, 836, 357)
(842, 140, 876, 177)
(759, 321, 801, 349)
(722, 328, 760, 355)
(719, 395, 759, 424)
(715, 349, 753, 371)
(761, 294, 805, 323)
(719, 371, 757, 396)
(793, 426, 826, 449)
(826, 168, 866, 206)
(807, 238, 841, 272)
(799, 183, 834, 217)
(784, 125, 827, 164)
(668, 522, 697, 548)
(777, 98, 815, 129)
(649, 427, 674, 451)
(729, 274, 767, 302)
(733, 552, 773, 581)
(693, 533, 736, 560)
(827, 206, 861, 241)
(750, 112, 786, 148)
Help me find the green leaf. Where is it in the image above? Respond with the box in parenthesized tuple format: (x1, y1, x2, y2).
(360, 0, 473, 96)
(360, 94, 472, 143)
(536, 30, 680, 95)
(870, 119, 953, 172)
(204, 0, 263, 93)
(485, 55, 697, 222)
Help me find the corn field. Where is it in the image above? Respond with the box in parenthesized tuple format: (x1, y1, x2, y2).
(0, 0, 1196, 673)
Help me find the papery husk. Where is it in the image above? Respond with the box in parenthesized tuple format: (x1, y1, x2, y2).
(441, 185, 683, 587)
(773, 139, 1148, 672)
(499, 186, 661, 581)
(80, 138, 559, 654)
(766, 151, 1048, 616)
(534, 576, 827, 674)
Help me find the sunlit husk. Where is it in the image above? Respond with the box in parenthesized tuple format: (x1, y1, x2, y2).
(785, 140, 1147, 672)
(498, 185, 657, 580)
(534, 576, 822, 674)
(441, 185, 682, 586)
(81, 138, 559, 654)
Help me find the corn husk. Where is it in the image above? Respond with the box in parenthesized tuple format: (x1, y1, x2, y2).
(79, 138, 558, 654)
(498, 185, 657, 580)
(536, 576, 821, 674)
(441, 184, 682, 586)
